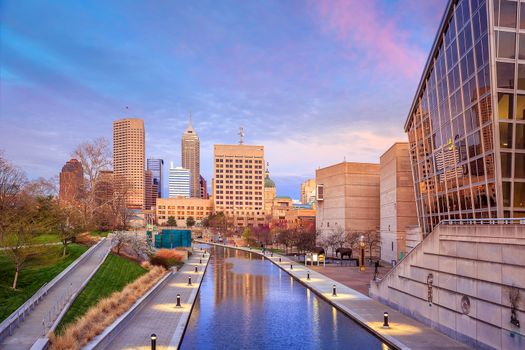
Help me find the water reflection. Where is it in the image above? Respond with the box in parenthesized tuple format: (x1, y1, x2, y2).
(181, 246, 387, 350)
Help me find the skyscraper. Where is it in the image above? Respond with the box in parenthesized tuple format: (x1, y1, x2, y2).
(59, 158, 84, 204)
(147, 158, 164, 198)
(169, 162, 191, 198)
(113, 118, 145, 209)
(145, 170, 157, 210)
(213, 144, 265, 227)
(199, 175, 209, 199)
(300, 179, 316, 205)
(405, 0, 525, 233)
(182, 116, 200, 198)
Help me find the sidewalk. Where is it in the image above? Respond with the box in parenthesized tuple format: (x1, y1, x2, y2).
(101, 248, 210, 349)
(1, 239, 111, 350)
(205, 242, 470, 350)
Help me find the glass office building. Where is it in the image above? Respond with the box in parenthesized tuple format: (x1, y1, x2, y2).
(406, 0, 525, 233)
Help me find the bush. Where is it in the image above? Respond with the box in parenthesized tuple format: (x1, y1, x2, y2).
(149, 249, 185, 268)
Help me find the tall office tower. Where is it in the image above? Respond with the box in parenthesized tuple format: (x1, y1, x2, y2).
(169, 162, 191, 198)
(199, 175, 209, 199)
(300, 179, 316, 205)
(405, 0, 525, 234)
(181, 116, 201, 198)
(147, 158, 164, 198)
(59, 158, 84, 204)
(213, 144, 265, 227)
(113, 118, 145, 209)
(145, 170, 158, 210)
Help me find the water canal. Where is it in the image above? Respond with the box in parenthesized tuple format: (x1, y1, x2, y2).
(180, 245, 389, 350)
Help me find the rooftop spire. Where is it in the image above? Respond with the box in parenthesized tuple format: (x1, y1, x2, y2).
(184, 113, 196, 134)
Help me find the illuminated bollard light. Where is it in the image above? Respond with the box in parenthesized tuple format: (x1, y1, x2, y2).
(307, 271, 310, 280)
(279, 257, 282, 262)
(176, 294, 181, 308)
(332, 284, 337, 296)
(188, 276, 192, 286)
(194, 266, 198, 273)
(199, 259, 202, 264)
(271, 252, 274, 257)
(290, 264, 293, 270)
(151, 333, 157, 350)
(383, 312, 390, 328)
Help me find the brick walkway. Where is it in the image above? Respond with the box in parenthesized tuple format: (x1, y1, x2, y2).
(1, 239, 111, 350)
(207, 243, 470, 350)
(102, 249, 210, 350)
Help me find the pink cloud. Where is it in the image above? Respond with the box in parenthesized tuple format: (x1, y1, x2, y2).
(308, 0, 431, 78)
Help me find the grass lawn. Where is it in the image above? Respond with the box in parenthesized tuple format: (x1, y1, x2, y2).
(0, 244, 88, 322)
(33, 233, 61, 244)
(57, 253, 147, 333)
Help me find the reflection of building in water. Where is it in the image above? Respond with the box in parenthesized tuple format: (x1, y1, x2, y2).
(214, 249, 265, 304)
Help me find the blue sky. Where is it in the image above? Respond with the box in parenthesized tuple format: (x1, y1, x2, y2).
(0, 0, 446, 198)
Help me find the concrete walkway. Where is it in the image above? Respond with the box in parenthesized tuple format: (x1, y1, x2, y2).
(0, 239, 112, 350)
(205, 242, 470, 350)
(101, 248, 210, 350)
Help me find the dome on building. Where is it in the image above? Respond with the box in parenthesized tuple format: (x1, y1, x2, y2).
(264, 169, 275, 188)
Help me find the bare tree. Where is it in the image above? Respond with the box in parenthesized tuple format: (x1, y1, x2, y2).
(363, 229, 381, 261)
(0, 152, 27, 240)
(54, 205, 84, 256)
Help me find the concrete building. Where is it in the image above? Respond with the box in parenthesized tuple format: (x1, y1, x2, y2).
(264, 168, 276, 218)
(271, 196, 293, 226)
(285, 205, 316, 231)
(199, 175, 209, 199)
(59, 158, 84, 204)
(300, 178, 316, 205)
(380, 143, 419, 265)
(146, 158, 163, 198)
(181, 117, 201, 198)
(156, 197, 213, 227)
(113, 118, 145, 209)
(94, 170, 114, 205)
(168, 163, 191, 198)
(316, 162, 380, 235)
(213, 144, 265, 227)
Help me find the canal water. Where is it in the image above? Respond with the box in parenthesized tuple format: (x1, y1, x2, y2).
(180, 245, 389, 350)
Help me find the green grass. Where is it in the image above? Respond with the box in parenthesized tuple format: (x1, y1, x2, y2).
(0, 244, 88, 322)
(33, 233, 61, 244)
(57, 253, 146, 333)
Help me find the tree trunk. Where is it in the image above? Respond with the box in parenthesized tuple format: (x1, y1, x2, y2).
(12, 265, 20, 289)
(63, 240, 68, 257)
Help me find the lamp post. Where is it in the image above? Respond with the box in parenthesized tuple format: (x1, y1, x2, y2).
(359, 235, 365, 272)
(151, 333, 157, 350)
(383, 312, 390, 328)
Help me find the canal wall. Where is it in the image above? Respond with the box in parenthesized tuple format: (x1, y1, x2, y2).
(200, 240, 469, 350)
(370, 224, 525, 350)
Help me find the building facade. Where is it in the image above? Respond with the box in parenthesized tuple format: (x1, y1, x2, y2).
(316, 162, 380, 235)
(59, 158, 84, 204)
(145, 170, 158, 210)
(168, 163, 191, 198)
(113, 118, 145, 209)
(146, 158, 163, 198)
(182, 117, 201, 198)
(264, 168, 276, 217)
(156, 197, 213, 226)
(199, 175, 209, 199)
(380, 143, 419, 264)
(405, 0, 525, 234)
(300, 178, 316, 205)
(213, 144, 265, 227)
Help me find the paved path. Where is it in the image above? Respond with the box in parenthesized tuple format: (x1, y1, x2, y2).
(204, 242, 470, 350)
(310, 264, 391, 295)
(102, 248, 210, 350)
(1, 239, 112, 350)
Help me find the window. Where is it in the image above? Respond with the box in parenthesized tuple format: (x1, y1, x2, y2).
(515, 183, 525, 207)
(497, 62, 515, 89)
(498, 93, 513, 119)
(517, 95, 525, 120)
(519, 65, 525, 90)
(500, 122, 513, 148)
(515, 153, 525, 178)
(501, 152, 512, 178)
(497, 31, 516, 59)
(497, 0, 517, 28)
(516, 124, 525, 149)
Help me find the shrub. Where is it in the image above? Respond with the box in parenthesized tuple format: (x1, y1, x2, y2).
(49, 266, 166, 350)
(149, 249, 185, 268)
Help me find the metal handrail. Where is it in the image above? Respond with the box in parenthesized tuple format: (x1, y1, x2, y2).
(441, 218, 525, 225)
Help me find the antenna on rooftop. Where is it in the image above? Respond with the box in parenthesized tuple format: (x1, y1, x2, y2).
(239, 127, 245, 145)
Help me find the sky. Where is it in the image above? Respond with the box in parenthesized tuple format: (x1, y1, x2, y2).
(0, 0, 447, 199)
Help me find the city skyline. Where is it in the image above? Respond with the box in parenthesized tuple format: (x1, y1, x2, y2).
(0, 0, 447, 199)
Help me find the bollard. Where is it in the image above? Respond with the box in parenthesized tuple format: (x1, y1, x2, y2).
(279, 257, 282, 262)
(151, 333, 157, 350)
(176, 294, 181, 307)
(307, 271, 310, 280)
(383, 312, 390, 328)
(332, 284, 337, 296)
(188, 276, 192, 286)
(200, 259, 202, 264)
(195, 265, 198, 273)
(290, 264, 293, 270)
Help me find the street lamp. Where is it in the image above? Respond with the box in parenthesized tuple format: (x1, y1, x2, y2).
(151, 333, 157, 350)
(359, 235, 365, 272)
